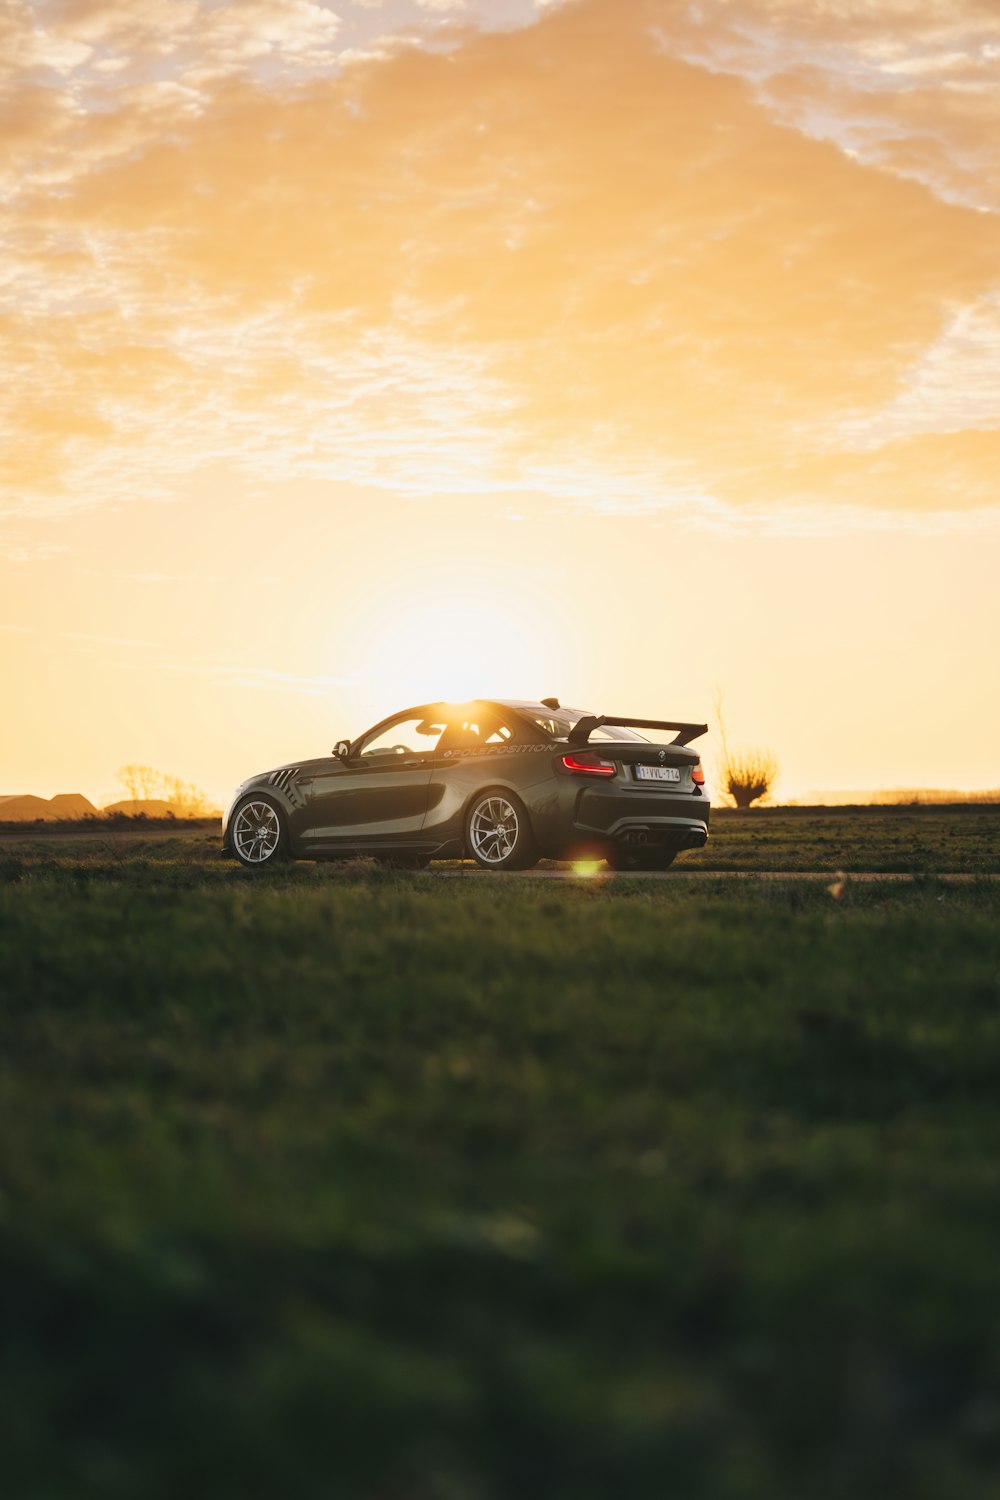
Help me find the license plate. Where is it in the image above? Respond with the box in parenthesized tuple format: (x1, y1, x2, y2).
(635, 765, 681, 782)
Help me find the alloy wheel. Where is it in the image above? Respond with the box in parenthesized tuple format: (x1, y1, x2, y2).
(469, 796, 519, 865)
(232, 800, 282, 864)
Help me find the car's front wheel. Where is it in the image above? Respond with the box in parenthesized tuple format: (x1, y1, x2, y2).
(465, 789, 538, 871)
(230, 794, 289, 869)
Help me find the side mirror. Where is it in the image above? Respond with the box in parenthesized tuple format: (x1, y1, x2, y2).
(333, 740, 351, 761)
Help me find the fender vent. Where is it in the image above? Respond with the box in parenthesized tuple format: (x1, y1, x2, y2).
(268, 767, 299, 793)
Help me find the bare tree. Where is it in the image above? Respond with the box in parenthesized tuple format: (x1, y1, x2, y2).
(162, 775, 214, 818)
(116, 766, 214, 816)
(116, 763, 160, 801)
(714, 691, 779, 809)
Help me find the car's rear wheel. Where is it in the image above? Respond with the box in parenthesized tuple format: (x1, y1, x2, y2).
(606, 847, 678, 871)
(230, 794, 289, 869)
(466, 789, 538, 871)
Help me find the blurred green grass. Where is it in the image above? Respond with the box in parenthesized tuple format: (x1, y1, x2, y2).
(2, 846, 1000, 1498)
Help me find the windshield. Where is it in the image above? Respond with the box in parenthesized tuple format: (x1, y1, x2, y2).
(524, 706, 649, 743)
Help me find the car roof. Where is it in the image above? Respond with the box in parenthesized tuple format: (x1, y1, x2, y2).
(400, 699, 577, 717)
(360, 699, 580, 734)
(491, 699, 582, 714)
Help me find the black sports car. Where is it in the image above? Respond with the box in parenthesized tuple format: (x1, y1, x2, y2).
(222, 698, 710, 871)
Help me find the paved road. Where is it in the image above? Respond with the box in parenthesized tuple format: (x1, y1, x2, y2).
(425, 868, 997, 882)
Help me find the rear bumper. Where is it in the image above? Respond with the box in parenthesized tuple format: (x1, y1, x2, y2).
(529, 780, 710, 857)
(579, 785, 709, 832)
(601, 816, 708, 851)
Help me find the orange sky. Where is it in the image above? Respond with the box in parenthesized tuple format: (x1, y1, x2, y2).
(2, 0, 999, 804)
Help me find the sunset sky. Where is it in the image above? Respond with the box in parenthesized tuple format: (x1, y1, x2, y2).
(2, 0, 999, 805)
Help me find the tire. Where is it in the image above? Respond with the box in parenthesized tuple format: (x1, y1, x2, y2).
(229, 793, 290, 869)
(465, 789, 538, 871)
(606, 847, 678, 872)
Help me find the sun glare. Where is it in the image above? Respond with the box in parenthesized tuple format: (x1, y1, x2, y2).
(353, 580, 562, 710)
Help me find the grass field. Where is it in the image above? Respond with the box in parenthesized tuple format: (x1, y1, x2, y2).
(3, 801, 999, 874)
(693, 804, 1000, 874)
(2, 814, 1000, 1498)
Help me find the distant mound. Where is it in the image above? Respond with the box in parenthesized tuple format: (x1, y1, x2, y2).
(102, 799, 177, 818)
(788, 788, 1000, 807)
(0, 792, 99, 821)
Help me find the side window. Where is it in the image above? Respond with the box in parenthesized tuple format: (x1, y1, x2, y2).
(533, 716, 563, 738)
(479, 716, 514, 746)
(437, 712, 518, 754)
(357, 714, 444, 760)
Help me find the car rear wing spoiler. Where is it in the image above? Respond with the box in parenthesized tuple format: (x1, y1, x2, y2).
(569, 716, 708, 747)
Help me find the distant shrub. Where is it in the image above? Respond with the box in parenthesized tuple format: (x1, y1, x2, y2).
(870, 788, 1000, 806)
(721, 747, 779, 809)
(713, 692, 779, 808)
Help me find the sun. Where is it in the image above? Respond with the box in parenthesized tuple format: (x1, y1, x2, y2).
(353, 575, 564, 710)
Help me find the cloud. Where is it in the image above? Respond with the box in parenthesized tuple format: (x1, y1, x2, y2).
(217, 668, 357, 694)
(664, 0, 1000, 211)
(177, 664, 359, 695)
(65, 631, 160, 649)
(838, 294, 1000, 447)
(3, 0, 1000, 543)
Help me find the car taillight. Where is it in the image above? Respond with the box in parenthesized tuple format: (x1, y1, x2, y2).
(691, 762, 705, 785)
(560, 752, 617, 778)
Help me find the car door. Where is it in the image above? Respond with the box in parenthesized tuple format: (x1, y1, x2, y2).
(297, 709, 444, 852)
(422, 706, 533, 842)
